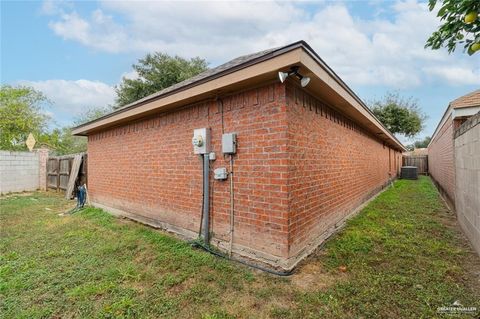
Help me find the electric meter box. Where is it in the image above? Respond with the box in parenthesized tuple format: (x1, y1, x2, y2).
(222, 133, 237, 154)
(192, 128, 211, 154)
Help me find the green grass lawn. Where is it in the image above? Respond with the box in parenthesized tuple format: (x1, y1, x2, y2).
(1, 176, 479, 318)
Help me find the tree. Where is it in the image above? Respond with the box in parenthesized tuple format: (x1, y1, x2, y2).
(413, 136, 432, 148)
(425, 0, 480, 55)
(406, 136, 432, 151)
(46, 105, 113, 155)
(115, 53, 208, 108)
(73, 105, 112, 126)
(0, 85, 50, 150)
(370, 92, 426, 138)
(35, 128, 80, 155)
(0, 84, 114, 154)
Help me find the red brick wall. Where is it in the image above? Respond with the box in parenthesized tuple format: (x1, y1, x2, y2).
(428, 114, 455, 205)
(87, 80, 402, 267)
(285, 83, 398, 257)
(88, 83, 290, 259)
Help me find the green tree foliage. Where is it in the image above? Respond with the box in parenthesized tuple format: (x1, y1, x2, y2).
(37, 127, 85, 155)
(406, 136, 432, 151)
(414, 136, 432, 148)
(0, 85, 50, 150)
(45, 106, 113, 155)
(370, 92, 426, 138)
(426, 0, 480, 54)
(72, 105, 112, 126)
(0, 84, 112, 154)
(115, 53, 208, 108)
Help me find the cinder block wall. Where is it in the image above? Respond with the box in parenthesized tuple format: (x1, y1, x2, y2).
(428, 115, 456, 206)
(37, 148, 48, 191)
(454, 112, 480, 256)
(285, 83, 401, 260)
(0, 151, 40, 194)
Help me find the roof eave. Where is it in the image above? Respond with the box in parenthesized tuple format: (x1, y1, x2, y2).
(72, 41, 405, 151)
(298, 48, 406, 151)
(72, 41, 307, 135)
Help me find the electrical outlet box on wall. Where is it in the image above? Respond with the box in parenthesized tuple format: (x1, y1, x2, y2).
(214, 167, 228, 180)
(222, 133, 237, 154)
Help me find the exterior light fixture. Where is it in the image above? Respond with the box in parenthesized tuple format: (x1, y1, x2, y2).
(300, 77, 310, 87)
(278, 66, 311, 87)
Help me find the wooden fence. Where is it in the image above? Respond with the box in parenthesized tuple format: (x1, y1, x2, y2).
(402, 155, 428, 175)
(47, 153, 87, 198)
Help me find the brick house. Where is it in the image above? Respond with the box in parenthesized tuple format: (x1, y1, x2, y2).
(428, 89, 480, 208)
(73, 41, 405, 270)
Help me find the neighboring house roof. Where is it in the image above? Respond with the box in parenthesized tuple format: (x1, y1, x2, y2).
(72, 40, 405, 151)
(404, 148, 428, 156)
(429, 89, 480, 147)
(450, 89, 480, 109)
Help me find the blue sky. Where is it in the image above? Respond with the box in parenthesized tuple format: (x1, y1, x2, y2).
(1, 0, 479, 144)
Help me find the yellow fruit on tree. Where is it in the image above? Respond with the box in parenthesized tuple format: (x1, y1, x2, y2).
(465, 11, 477, 23)
(471, 43, 480, 53)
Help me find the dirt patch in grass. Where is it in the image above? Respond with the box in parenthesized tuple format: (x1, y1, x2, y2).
(1, 178, 479, 318)
(0, 191, 35, 198)
(291, 260, 347, 292)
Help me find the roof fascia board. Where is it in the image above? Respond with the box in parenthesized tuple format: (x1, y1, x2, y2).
(72, 40, 404, 151)
(452, 105, 480, 118)
(117, 41, 307, 110)
(72, 48, 303, 135)
(299, 49, 406, 151)
(428, 104, 452, 147)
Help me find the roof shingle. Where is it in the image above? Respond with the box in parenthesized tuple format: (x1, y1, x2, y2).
(450, 89, 480, 109)
(116, 46, 283, 111)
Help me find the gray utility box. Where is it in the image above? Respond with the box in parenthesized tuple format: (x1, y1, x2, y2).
(401, 166, 418, 180)
(222, 133, 237, 154)
(214, 167, 228, 180)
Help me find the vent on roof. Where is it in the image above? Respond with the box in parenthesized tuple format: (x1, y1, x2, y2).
(401, 166, 418, 180)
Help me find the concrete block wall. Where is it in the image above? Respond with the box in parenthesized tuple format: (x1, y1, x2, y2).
(37, 148, 49, 191)
(0, 149, 48, 194)
(454, 112, 480, 256)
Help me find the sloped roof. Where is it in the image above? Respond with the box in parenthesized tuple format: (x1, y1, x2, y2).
(450, 89, 480, 109)
(404, 148, 428, 156)
(429, 89, 480, 147)
(117, 46, 283, 111)
(72, 41, 405, 151)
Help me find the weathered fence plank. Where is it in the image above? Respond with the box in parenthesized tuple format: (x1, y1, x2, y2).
(47, 153, 87, 197)
(65, 154, 82, 199)
(402, 155, 428, 175)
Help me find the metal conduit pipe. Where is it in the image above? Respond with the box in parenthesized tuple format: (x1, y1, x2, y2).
(202, 153, 210, 244)
(228, 155, 234, 257)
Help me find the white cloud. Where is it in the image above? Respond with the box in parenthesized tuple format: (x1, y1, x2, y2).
(40, 0, 59, 15)
(45, 0, 479, 89)
(19, 79, 116, 126)
(40, 0, 73, 15)
(49, 10, 128, 53)
(120, 70, 139, 81)
(423, 66, 480, 85)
